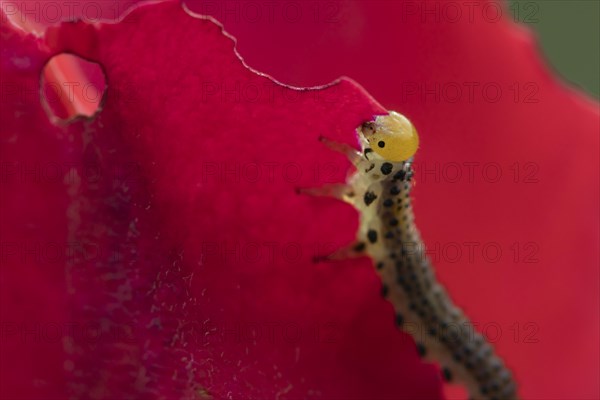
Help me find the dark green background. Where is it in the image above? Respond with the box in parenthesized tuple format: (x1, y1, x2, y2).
(509, 0, 599, 98)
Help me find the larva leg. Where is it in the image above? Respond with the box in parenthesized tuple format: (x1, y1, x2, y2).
(318, 135, 362, 165)
(301, 136, 370, 262)
(313, 241, 367, 263)
(296, 183, 356, 204)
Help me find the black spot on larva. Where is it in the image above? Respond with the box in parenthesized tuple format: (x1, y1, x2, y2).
(389, 218, 399, 226)
(393, 170, 406, 181)
(385, 231, 394, 239)
(390, 186, 401, 195)
(442, 368, 452, 382)
(378, 140, 386, 148)
(376, 262, 384, 270)
(380, 284, 388, 298)
(416, 343, 426, 357)
(353, 242, 366, 252)
(395, 314, 404, 326)
(383, 199, 394, 207)
(364, 191, 377, 206)
(367, 229, 378, 244)
(363, 148, 373, 159)
(380, 162, 393, 175)
(365, 163, 375, 173)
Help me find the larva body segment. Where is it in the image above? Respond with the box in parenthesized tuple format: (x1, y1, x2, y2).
(343, 112, 518, 400)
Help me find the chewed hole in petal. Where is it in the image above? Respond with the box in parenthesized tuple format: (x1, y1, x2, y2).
(40, 53, 106, 123)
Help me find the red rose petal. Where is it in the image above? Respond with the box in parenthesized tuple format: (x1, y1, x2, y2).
(187, 1, 600, 399)
(0, 20, 73, 398)
(1, 2, 446, 399)
(1, 0, 145, 35)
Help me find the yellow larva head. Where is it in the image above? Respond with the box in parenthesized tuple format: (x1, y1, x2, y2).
(360, 111, 419, 162)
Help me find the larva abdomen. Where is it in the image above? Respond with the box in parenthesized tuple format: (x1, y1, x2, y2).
(345, 112, 518, 399)
(355, 166, 517, 400)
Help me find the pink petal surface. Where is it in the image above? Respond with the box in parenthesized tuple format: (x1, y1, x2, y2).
(1, 1, 448, 398)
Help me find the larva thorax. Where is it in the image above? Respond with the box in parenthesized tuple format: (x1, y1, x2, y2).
(347, 112, 518, 400)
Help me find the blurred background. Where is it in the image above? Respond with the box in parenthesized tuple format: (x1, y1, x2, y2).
(509, 0, 599, 98)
